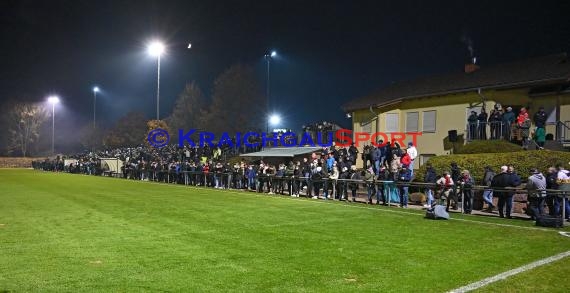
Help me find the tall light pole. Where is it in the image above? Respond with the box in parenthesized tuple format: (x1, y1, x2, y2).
(148, 41, 165, 120)
(93, 86, 99, 129)
(264, 50, 277, 117)
(47, 96, 60, 155)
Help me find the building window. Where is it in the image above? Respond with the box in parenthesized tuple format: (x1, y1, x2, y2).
(422, 110, 436, 133)
(419, 154, 436, 167)
(406, 112, 419, 132)
(361, 121, 372, 133)
(386, 113, 399, 133)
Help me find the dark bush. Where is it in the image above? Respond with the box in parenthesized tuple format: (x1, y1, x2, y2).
(455, 140, 522, 154)
(415, 150, 570, 183)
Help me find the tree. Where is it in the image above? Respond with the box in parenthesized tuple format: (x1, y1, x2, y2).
(166, 82, 208, 143)
(167, 82, 207, 130)
(79, 124, 104, 151)
(7, 102, 49, 157)
(205, 64, 265, 135)
(103, 111, 147, 148)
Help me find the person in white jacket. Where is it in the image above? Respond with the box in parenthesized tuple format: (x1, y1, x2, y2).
(406, 142, 418, 176)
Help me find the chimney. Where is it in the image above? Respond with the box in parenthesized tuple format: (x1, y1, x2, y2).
(464, 57, 479, 74)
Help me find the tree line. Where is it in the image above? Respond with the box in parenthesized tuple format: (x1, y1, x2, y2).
(1, 63, 265, 157)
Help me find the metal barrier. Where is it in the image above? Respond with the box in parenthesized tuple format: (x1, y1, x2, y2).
(35, 166, 570, 222)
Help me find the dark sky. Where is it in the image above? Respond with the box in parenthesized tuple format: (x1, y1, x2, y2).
(1, 0, 569, 133)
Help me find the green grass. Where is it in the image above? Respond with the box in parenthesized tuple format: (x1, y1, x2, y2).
(1, 169, 569, 292)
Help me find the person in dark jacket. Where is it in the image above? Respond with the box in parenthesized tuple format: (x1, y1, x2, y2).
(348, 166, 362, 202)
(477, 109, 488, 140)
(482, 166, 496, 212)
(467, 111, 478, 140)
(533, 106, 547, 129)
(488, 108, 503, 140)
(398, 166, 412, 208)
(424, 163, 437, 207)
(545, 167, 560, 216)
(491, 166, 517, 218)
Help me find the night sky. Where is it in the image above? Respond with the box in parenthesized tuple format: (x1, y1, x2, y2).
(1, 0, 569, 133)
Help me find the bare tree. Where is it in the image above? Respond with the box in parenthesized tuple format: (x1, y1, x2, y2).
(7, 102, 49, 157)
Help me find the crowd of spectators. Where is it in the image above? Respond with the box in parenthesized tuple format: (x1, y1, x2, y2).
(467, 104, 548, 149)
(33, 137, 570, 222)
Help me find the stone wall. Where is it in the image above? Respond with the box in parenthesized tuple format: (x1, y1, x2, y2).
(0, 157, 44, 168)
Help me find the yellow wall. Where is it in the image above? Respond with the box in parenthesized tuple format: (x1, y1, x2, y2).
(350, 90, 570, 169)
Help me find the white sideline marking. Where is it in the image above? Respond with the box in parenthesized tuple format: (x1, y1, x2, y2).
(448, 250, 570, 293)
(49, 172, 559, 232)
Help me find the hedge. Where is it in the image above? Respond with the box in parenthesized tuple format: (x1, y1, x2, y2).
(455, 140, 522, 154)
(415, 150, 570, 183)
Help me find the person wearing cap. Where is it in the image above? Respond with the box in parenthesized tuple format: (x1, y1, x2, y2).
(526, 168, 547, 220)
(406, 142, 418, 176)
(491, 166, 517, 219)
(502, 106, 515, 140)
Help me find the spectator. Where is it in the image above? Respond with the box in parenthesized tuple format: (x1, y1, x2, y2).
(533, 126, 546, 150)
(526, 168, 547, 220)
(348, 166, 361, 202)
(533, 106, 547, 129)
(423, 163, 437, 208)
(371, 143, 382, 175)
(324, 164, 339, 200)
(365, 167, 376, 204)
(519, 114, 532, 150)
(389, 153, 401, 181)
(481, 166, 496, 212)
(488, 106, 503, 139)
(546, 167, 559, 216)
(398, 166, 412, 208)
(436, 171, 456, 212)
(459, 170, 474, 214)
(467, 111, 478, 140)
(491, 166, 517, 219)
(406, 142, 418, 176)
(477, 109, 488, 140)
(502, 106, 515, 140)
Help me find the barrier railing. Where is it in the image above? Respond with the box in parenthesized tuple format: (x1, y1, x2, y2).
(33, 166, 569, 221)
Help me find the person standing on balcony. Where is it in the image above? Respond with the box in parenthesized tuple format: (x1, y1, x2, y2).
(489, 106, 503, 139)
(468, 111, 478, 140)
(477, 108, 488, 140)
(533, 107, 547, 149)
(502, 106, 515, 141)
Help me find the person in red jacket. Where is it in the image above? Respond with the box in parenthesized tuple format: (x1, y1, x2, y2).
(400, 151, 412, 169)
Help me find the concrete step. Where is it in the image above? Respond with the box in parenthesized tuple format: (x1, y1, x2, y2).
(543, 140, 569, 151)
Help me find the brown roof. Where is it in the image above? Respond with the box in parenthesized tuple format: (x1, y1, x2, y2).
(343, 53, 570, 112)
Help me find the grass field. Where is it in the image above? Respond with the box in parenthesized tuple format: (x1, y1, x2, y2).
(1, 169, 569, 292)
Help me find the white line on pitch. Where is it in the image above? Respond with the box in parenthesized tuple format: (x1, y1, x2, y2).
(448, 250, 570, 293)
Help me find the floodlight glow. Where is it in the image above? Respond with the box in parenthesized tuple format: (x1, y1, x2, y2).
(269, 114, 281, 125)
(47, 96, 60, 104)
(93, 86, 99, 93)
(148, 41, 165, 57)
(270, 51, 277, 57)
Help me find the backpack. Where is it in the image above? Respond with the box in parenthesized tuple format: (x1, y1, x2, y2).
(536, 215, 563, 228)
(425, 205, 450, 220)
